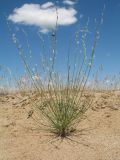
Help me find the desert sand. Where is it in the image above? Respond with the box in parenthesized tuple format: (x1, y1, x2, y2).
(0, 91, 120, 160)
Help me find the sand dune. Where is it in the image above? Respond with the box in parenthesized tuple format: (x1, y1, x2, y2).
(0, 91, 120, 160)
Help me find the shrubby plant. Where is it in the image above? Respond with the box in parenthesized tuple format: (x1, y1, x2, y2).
(7, 7, 105, 138)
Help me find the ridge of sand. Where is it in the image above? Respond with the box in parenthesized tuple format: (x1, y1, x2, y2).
(0, 91, 120, 160)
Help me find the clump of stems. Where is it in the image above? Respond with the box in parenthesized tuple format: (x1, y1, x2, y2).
(8, 9, 104, 137)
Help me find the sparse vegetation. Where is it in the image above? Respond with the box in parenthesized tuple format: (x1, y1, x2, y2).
(1, 1, 120, 160)
(8, 17, 102, 138)
(0, 5, 107, 138)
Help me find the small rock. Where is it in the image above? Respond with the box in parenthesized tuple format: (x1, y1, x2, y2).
(4, 121, 16, 127)
(101, 105, 106, 109)
(106, 114, 111, 118)
(109, 105, 119, 110)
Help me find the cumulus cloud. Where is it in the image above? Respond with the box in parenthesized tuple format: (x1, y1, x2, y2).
(63, 0, 76, 5)
(8, 2, 77, 33)
(41, 2, 54, 9)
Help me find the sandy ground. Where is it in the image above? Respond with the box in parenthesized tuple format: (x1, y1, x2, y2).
(0, 91, 120, 160)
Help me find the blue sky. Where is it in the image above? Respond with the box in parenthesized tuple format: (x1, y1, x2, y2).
(0, 0, 120, 79)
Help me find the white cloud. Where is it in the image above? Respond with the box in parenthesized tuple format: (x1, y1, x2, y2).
(41, 2, 54, 9)
(40, 28, 49, 34)
(8, 2, 77, 33)
(63, 0, 76, 5)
